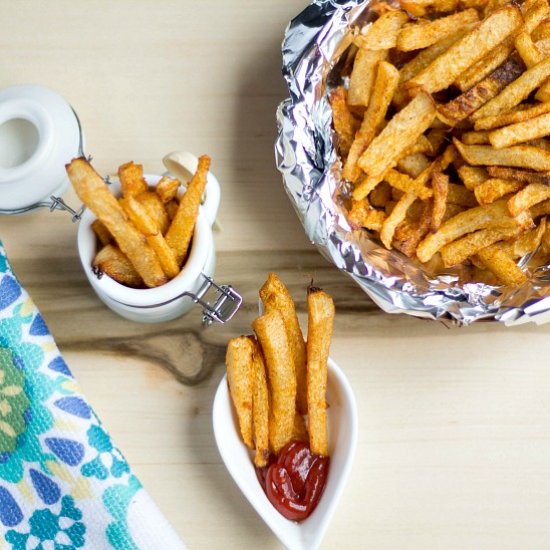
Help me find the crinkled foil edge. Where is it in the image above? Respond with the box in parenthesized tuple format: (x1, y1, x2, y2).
(275, 0, 550, 326)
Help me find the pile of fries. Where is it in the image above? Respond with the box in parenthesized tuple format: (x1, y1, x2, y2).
(66, 156, 211, 288)
(226, 273, 335, 467)
(332, 0, 550, 286)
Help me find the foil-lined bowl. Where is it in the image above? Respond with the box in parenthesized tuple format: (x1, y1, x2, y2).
(275, 0, 550, 326)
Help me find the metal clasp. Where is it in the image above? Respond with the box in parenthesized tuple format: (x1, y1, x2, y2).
(192, 274, 242, 326)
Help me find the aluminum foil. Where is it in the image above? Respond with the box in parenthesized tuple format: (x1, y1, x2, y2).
(275, 0, 550, 326)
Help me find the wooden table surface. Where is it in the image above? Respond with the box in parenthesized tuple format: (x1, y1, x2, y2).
(2, 2, 550, 549)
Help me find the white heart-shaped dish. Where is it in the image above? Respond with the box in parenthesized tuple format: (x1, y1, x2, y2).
(213, 357, 358, 550)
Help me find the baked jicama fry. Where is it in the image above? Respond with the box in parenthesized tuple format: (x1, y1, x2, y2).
(118, 161, 148, 197)
(93, 244, 143, 288)
(251, 338, 270, 467)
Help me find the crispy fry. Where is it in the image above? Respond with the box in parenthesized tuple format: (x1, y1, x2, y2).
(93, 244, 143, 288)
(136, 191, 170, 235)
(120, 195, 180, 280)
(440, 225, 522, 266)
(347, 199, 386, 231)
(474, 101, 550, 130)
(380, 192, 417, 248)
(396, 153, 432, 178)
(251, 339, 270, 467)
(92, 220, 113, 247)
(394, 200, 432, 257)
(416, 200, 530, 262)
(489, 112, 550, 149)
(354, 9, 409, 50)
(330, 87, 359, 157)
(472, 56, 550, 121)
(474, 178, 525, 205)
(487, 165, 550, 185)
(354, 92, 436, 200)
(447, 183, 477, 207)
(458, 165, 489, 190)
(514, 30, 543, 67)
(165, 199, 179, 220)
(306, 287, 334, 457)
(454, 139, 550, 171)
(406, 5, 522, 94)
(166, 155, 211, 266)
(369, 181, 393, 207)
(384, 168, 432, 199)
(476, 244, 528, 285)
(501, 218, 546, 258)
(226, 336, 255, 450)
(348, 49, 388, 108)
(118, 161, 149, 197)
(396, 9, 479, 52)
(67, 158, 167, 288)
(507, 182, 550, 216)
(252, 310, 296, 454)
(155, 175, 181, 204)
(462, 131, 491, 145)
(431, 172, 449, 231)
(343, 62, 400, 182)
(259, 273, 308, 415)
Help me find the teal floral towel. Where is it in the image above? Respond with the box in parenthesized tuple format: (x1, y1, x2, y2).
(0, 243, 185, 550)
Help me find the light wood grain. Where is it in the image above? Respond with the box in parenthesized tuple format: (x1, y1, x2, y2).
(2, 2, 550, 549)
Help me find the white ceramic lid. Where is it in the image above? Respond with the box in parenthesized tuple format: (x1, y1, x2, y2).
(0, 84, 82, 211)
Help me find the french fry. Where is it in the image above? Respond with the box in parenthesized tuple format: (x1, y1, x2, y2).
(507, 182, 550, 216)
(354, 91, 436, 200)
(489, 112, 550, 148)
(416, 200, 531, 262)
(475, 244, 528, 285)
(93, 244, 143, 288)
(226, 336, 255, 450)
(440, 225, 522, 266)
(474, 178, 524, 205)
(251, 339, 270, 467)
(165, 199, 179, 221)
(472, 56, 550, 121)
(347, 199, 386, 231)
(118, 161, 148, 197)
(136, 191, 170, 235)
(330, 87, 359, 157)
(120, 195, 180, 280)
(396, 9, 479, 52)
(487, 165, 550, 185)
(454, 139, 550, 171)
(400, 0, 459, 16)
(462, 131, 491, 145)
(369, 181, 393, 207)
(166, 155, 211, 266)
(380, 192, 417, 248)
(67, 158, 167, 288)
(447, 183, 477, 207)
(343, 61, 400, 182)
(406, 5, 522, 94)
(396, 153, 432, 178)
(260, 273, 308, 415)
(514, 30, 543, 68)
(394, 200, 432, 257)
(348, 49, 388, 108)
(252, 310, 296, 454)
(458, 165, 489, 190)
(431, 172, 449, 231)
(306, 287, 335, 457)
(384, 169, 432, 200)
(354, 9, 409, 50)
(92, 219, 113, 247)
(501, 218, 546, 258)
(474, 101, 550, 130)
(155, 176, 181, 204)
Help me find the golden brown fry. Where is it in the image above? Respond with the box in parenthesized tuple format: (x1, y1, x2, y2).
(136, 191, 170, 235)
(394, 201, 432, 257)
(166, 155, 210, 266)
(120, 196, 180, 280)
(406, 5, 522, 94)
(462, 131, 491, 145)
(354, 9, 409, 50)
(396, 153, 432, 178)
(155, 176, 181, 204)
(67, 158, 167, 288)
(396, 9, 479, 52)
(487, 165, 550, 185)
(476, 245, 528, 285)
(165, 199, 179, 221)
(226, 336, 255, 450)
(380, 192, 417, 248)
(348, 49, 388, 108)
(251, 339, 270, 467)
(474, 101, 550, 130)
(507, 182, 550, 216)
(447, 183, 477, 207)
(93, 244, 143, 288)
(347, 199, 386, 231)
(474, 178, 524, 205)
(354, 92, 436, 200)
(306, 287, 335, 457)
(454, 139, 550, 171)
(330, 87, 359, 157)
(458, 165, 489, 190)
(343, 61, 400, 182)
(259, 273, 307, 415)
(384, 169, 432, 200)
(472, 56, 550, 121)
(118, 161, 148, 197)
(514, 31, 543, 68)
(431, 172, 449, 231)
(292, 413, 309, 444)
(252, 310, 296, 454)
(489, 112, 550, 149)
(501, 218, 546, 258)
(369, 181, 392, 207)
(92, 219, 113, 247)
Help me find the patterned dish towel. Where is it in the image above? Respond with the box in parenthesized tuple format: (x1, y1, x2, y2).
(0, 242, 186, 550)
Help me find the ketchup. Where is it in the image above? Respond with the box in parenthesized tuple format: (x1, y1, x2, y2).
(256, 441, 330, 521)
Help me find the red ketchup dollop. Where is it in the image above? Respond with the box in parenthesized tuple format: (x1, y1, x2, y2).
(256, 441, 330, 521)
